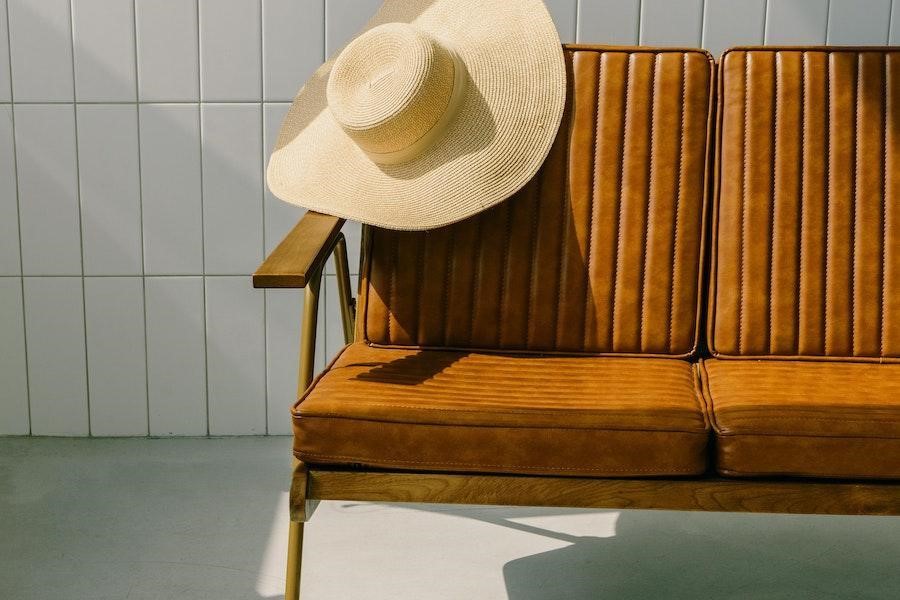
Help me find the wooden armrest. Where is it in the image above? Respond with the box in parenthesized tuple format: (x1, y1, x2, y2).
(253, 211, 346, 288)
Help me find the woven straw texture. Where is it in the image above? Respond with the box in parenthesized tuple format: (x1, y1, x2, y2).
(267, 0, 566, 230)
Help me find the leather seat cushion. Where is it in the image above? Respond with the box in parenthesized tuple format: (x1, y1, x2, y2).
(701, 360, 900, 479)
(294, 343, 710, 477)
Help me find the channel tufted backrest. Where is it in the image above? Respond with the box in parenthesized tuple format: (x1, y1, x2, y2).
(710, 48, 900, 360)
(357, 46, 715, 356)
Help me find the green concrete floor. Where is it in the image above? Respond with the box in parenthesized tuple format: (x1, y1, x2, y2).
(1, 437, 898, 599)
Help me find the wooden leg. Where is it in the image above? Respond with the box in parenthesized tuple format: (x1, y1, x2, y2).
(285, 459, 312, 599)
(285, 265, 321, 599)
(285, 520, 304, 600)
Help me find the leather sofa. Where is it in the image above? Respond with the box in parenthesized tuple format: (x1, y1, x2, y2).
(253, 45, 899, 598)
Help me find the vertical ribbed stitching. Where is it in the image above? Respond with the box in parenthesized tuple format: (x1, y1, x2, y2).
(797, 52, 806, 354)
(524, 176, 541, 349)
(850, 53, 859, 356)
(610, 54, 631, 351)
(583, 54, 602, 351)
(739, 52, 749, 354)
(496, 202, 511, 348)
(553, 78, 577, 351)
(667, 53, 686, 354)
(639, 54, 657, 352)
(441, 229, 455, 347)
(767, 52, 779, 353)
(414, 232, 426, 345)
(881, 53, 889, 357)
(387, 232, 397, 344)
(824, 53, 832, 355)
(467, 217, 483, 346)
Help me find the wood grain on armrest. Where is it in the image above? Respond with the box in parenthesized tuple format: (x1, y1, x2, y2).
(253, 211, 345, 288)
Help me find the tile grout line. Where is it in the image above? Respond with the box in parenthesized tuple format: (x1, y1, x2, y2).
(260, 0, 268, 435)
(574, 0, 580, 43)
(5, 0, 31, 435)
(888, 0, 895, 44)
(636, 0, 643, 45)
(69, 0, 93, 437)
(133, 0, 151, 437)
(197, 0, 210, 437)
(699, 0, 707, 48)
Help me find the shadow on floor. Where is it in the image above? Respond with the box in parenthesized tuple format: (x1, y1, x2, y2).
(398, 504, 900, 599)
(505, 511, 900, 599)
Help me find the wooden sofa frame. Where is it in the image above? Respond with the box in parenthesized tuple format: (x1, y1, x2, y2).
(253, 211, 900, 599)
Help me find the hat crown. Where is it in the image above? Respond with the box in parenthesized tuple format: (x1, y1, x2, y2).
(326, 22, 464, 164)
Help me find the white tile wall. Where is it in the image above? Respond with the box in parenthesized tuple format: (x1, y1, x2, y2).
(72, 0, 137, 101)
(0, 0, 11, 102)
(546, 0, 578, 43)
(827, 0, 892, 45)
(84, 276, 148, 436)
(265, 287, 325, 435)
(262, 0, 324, 101)
(263, 102, 302, 256)
(76, 104, 143, 275)
(139, 104, 203, 275)
(205, 276, 266, 434)
(578, 0, 640, 44)
(199, 0, 261, 101)
(145, 276, 207, 436)
(2, 0, 898, 437)
(135, 0, 199, 101)
(0, 277, 28, 434)
(15, 104, 81, 276)
(200, 103, 263, 274)
(894, 6, 900, 43)
(703, 0, 766, 57)
(641, 0, 704, 46)
(0, 105, 18, 275)
(7, 0, 73, 102)
(22, 277, 89, 436)
(765, 0, 830, 44)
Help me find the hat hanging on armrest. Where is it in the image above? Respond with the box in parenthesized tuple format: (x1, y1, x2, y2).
(266, 0, 566, 231)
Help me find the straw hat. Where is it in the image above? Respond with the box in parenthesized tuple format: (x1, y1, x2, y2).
(267, 0, 566, 230)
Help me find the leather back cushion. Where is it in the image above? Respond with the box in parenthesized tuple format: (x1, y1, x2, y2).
(359, 46, 714, 355)
(711, 49, 900, 359)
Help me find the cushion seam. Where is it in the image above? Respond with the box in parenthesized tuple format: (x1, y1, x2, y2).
(295, 413, 709, 434)
(294, 452, 703, 473)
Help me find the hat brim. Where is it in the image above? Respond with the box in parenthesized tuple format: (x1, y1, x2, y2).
(267, 0, 566, 231)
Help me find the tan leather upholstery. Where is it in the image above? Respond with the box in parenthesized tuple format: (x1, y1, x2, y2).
(294, 343, 710, 476)
(359, 48, 714, 357)
(294, 47, 716, 477)
(702, 360, 900, 479)
(705, 48, 900, 479)
(710, 48, 900, 360)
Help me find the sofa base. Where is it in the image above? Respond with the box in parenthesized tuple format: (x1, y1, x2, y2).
(298, 464, 900, 518)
